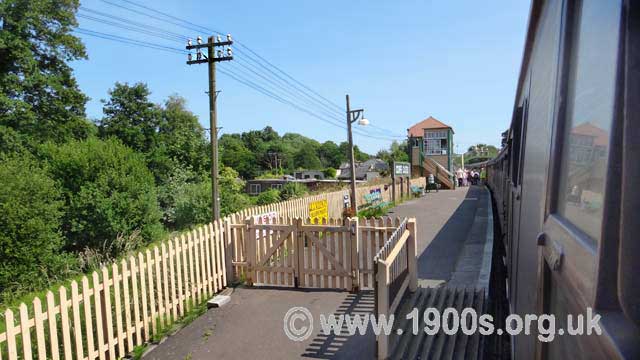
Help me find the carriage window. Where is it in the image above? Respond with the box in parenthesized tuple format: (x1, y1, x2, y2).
(556, 0, 621, 242)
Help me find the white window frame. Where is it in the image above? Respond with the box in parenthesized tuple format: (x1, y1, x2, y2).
(424, 130, 449, 155)
(271, 183, 283, 190)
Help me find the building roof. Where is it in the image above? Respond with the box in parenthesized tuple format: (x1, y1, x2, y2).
(571, 122, 609, 147)
(337, 158, 388, 180)
(407, 116, 453, 137)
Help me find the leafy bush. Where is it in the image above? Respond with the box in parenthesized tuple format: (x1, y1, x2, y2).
(0, 155, 77, 301)
(40, 138, 163, 256)
(280, 182, 308, 200)
(160, 166, 251, 230)
(219, 167, 251, 216)
(172, 180, 211, 230)
(358, 203, 395, 219)
(323, 167, 337, 179)
(256, 189, 281, 205)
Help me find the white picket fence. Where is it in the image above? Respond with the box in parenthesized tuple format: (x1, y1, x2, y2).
(0, 177, 426, 360)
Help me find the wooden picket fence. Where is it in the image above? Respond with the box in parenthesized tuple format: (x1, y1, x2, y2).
(0, 177, 426, 359)
(0, 222, 227, 360)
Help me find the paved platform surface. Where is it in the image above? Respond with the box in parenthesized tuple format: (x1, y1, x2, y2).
(144, 185, 490, 360)
(144, 288, 375, 360)
(390, 185, 489, 284)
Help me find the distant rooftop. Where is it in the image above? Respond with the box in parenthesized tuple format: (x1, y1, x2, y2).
(407, 116, 453, 137)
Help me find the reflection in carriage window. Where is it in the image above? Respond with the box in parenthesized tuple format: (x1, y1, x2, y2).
(556, 0, 621, 242)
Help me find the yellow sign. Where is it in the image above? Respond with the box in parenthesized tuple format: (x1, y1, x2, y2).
(309, 199, 329, 224)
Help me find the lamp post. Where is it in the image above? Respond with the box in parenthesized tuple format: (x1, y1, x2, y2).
(345, 94, 369, 215)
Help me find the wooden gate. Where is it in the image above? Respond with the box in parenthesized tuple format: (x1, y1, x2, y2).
(243, 217, 356, 290)
(249, 217, 298, 287)
(297, 219, 354, 290)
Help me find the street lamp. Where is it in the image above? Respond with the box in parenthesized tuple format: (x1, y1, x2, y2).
(345, 94, 368, 215)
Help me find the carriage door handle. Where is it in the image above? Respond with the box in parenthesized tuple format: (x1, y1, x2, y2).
(537, 232, 563, 271)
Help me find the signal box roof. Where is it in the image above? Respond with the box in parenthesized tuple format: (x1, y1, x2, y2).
(407, 116, 453, 137)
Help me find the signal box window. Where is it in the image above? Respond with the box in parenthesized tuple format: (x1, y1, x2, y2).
(424, 130, 448, 155)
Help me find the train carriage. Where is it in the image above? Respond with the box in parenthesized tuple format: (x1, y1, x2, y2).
(485, 0, 640, 358)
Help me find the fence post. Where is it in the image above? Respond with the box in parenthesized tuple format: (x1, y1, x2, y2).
(407, 218, 418, 292)
(347, 217, 360, 292)
(295, 218, 305, 288)
(224, 218, 234, 283)
(376, 260, 390, 360)
(406, 177, 411, 199)
(391, 175, 396, 203)
(245, 216, 256, 286)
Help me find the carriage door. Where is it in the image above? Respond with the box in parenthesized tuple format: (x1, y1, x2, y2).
(538, 0, 626, 357)
(507, 77, 529, 319)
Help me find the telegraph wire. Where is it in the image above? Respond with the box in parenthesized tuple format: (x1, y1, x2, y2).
(218, 68, 400, 140)
(79, 7, 189, 41)
(79, 5, 353, 128)
(74, 28, 188, 54)
(72, 28, 395, 140)
(227, 61, 351, 122)
(80, 1, 404, 140)
(97, 0, 406, 139)
(97, 1, 357, 122)
(77, 14, 185, 43)
(218, 69, 400, 140)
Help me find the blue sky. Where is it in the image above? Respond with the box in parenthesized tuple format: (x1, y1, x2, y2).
(73, 0, 530, 154)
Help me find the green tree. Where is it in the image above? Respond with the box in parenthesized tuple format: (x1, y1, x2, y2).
(162, 166, 250, 229)
(219, 166, 251, 216)
(40, 138, 163, 254)
(0, 155, 76, 301)
(294, 146, 322, 169)
(220, 134, 257, 179)
(158, 95, 209, 175)
(319, 141, 345, 168)
(377, 140, 409, 163)
(338, 142, 370, 163)
(0, 0, 93, 144)
(256, 189, 281, 205)
(98, 82, 161, 154)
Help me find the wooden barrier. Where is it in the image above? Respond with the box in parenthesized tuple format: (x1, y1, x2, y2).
(232, 216, 407, 292)
(0, 220, 227, 360)
(374, 218, 417, 360)
(0, 178, 426, 359)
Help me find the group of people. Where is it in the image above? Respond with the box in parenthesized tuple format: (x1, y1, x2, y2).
(456, 167, 484, 187)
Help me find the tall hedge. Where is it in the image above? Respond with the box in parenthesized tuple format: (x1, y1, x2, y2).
(0, 155, 75, 299)
(40, 138, 163, 255)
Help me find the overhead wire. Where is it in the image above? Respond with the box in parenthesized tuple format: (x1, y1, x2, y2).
(74, 28, 188, 54)
(81, 0, 405, 140)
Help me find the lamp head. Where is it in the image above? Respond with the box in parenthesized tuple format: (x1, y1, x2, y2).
(358, 118, 369, 126)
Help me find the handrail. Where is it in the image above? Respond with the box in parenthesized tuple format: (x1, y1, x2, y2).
(373, 218, 408, 264)
(375, 217, 417, 360)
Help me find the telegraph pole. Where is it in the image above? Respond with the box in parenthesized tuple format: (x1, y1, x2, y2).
(346, 95, 357, 213)
(345, 95, 368, 215)
(186, 35, 233, 221)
